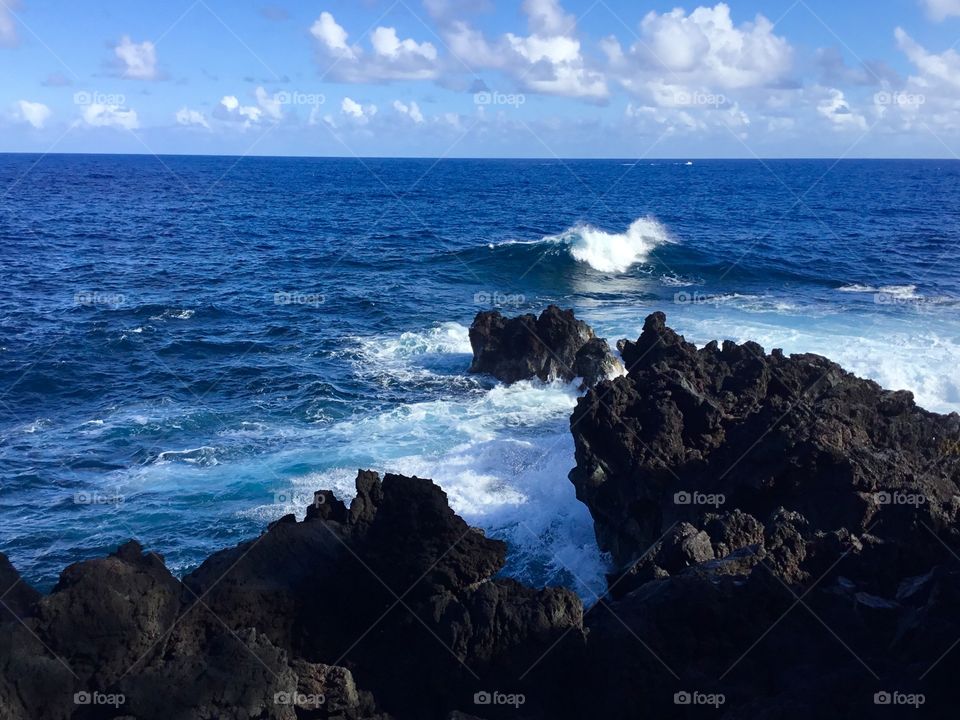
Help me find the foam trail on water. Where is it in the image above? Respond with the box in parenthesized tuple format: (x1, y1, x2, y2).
(544, 216, 674, 273)
(243, 377, 610, 599)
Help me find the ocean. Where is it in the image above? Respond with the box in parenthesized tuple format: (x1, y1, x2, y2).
(2, 154, 959, 596)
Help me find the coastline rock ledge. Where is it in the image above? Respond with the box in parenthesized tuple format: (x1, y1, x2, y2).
(468, 305, 623, 387)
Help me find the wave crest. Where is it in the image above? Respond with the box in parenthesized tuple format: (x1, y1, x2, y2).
(544, 216, 674, 273)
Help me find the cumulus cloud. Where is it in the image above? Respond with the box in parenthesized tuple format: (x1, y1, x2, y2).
(895, 27, 960, 89)
(255, 86, 284, 120)
(341, 96, 377, 121)
(0, 0, 19, 47)
(523, 0, 576, 36)
(216, 86, 285, 127)
(876, 28, 960, 135)
(920, 0, 960, 21)
(311, 11, 357, 61)
(817, 88, 867, 131)
(219, 94, 262, 125)
(604, 3, 793, 96)
(311, 11, 439, 81)
(370, 26, 437, 61)
(115, 36, 159, 80)
(15, 100, 51, 129)
(443, 0, 608, 99)
(81, 103, 139, 130)
(393, 99, 425, 123)
(175, 107, 209, 129)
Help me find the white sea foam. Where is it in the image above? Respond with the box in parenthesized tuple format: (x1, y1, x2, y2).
(839, 284, 921, 299)
(349, 322, 475, 388)
(155, 446, 220, 466)
(242, 378, 609, 599)
(150, 308, 195, 321)
(358, 322, 472, 362)
(541, 216, 675, 273)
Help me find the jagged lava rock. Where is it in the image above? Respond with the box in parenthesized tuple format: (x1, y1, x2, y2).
(570, 311, 960, 573)
(469, 305, 622, 385)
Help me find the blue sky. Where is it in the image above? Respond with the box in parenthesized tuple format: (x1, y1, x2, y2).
(1, 0, 959, 157)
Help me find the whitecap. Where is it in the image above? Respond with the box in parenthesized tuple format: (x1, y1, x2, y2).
(839, 284, 921, 299)
(541, 216, 676, 273)
(155, 446, 220, 466)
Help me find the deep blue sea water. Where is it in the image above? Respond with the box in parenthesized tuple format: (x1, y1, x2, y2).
(2, 155, 959, 596)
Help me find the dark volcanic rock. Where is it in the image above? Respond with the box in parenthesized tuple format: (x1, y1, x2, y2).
(34, 540, 182, 687)
(0, 552, 40, 623)
(571, 310, 960, 573)
(187, 471, 584, 717)
(469, 305, 622, 385)
(564, 311, 960, 718)
(0, 470, 581, 720)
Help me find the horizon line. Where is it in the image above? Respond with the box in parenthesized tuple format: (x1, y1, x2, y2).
(0, 151, 958, 162)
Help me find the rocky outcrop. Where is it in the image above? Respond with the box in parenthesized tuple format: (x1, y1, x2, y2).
(571, 311, 960, 571)
(186, 471, 584, 717)
(564, 311, 960, 718)
(469, 305, 622, 385)
(0, 552, 39, 623)
(0, 472, 583, 720)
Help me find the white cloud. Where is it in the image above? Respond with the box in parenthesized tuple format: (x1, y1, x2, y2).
(310, 11, 357, 60)
(220, 94, 261, 123)
(341, 96, 377, 122)
(817, 88, 867, 131)
(371, 26, 437, 61)
(920, 0, 960, 21)
(342, 97, 364, 118)
(522, 0, 575, 36)
(442, 0, 608, 99)
(311, 11, 439, 81)
(216, 87, 284, 127)
(393, 99, 424, 123)
(115, 36, 159, 80)
(895, 27, 960, 89)
(605, 3, 793, 94)
(15, 100, 51, 129)
(255, 86, 284, 120)
(0, 0, 19, 47)
(504, 33, 607, 98)
(175, 107, 209, 129)
(81, 103, 139, 130)
(881, 28, 960, 135)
